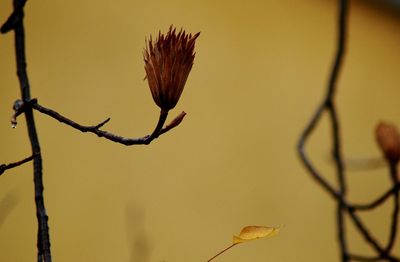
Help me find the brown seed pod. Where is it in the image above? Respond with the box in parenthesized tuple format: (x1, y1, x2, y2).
(144, 26, 200, 111)
(375, 122, 400, 164)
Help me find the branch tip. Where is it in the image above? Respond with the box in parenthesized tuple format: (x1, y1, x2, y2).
(0, 154, 36, 177)
(94, 118, 111, 129)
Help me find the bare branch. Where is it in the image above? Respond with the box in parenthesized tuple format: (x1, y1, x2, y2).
(352, 183, 400, 211)
(349, 254, 380, 261)
(4, 0, 52, 260)
(0, 154, 36, 176)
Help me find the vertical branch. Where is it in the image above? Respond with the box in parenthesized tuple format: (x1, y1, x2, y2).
(298, 0, 349, 260)
(10, 0, 52, 261)
(329, 102, 349, 261)
(326, 0, 349, 260)
(385, 163, 399, 254)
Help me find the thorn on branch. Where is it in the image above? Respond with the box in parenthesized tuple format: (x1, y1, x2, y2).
(159, 111, 186, 135)
(94, 118, 111, 129)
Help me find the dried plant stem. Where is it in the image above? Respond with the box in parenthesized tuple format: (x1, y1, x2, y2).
(207, 243, 238, 262)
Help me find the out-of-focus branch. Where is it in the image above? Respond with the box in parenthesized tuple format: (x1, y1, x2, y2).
(385, 163, 399, 254)
(296, 0, 400, 260)
(352, 182, 400, 211)
(349, 254, 380, 261)
(0, 154, 36, 176)
(297, 0, 350, 260)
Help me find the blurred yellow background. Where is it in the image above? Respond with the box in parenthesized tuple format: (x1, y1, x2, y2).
(1, 0, 400, 261)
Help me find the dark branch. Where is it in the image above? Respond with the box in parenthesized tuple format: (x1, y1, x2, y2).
(297, 0, 350, 260)
(298, 104, 341, 200)
(0, 0, 26, 34)
(348, 254, 381, 261)
(0, 154, 36, 176)
(7, 0, 52, 261)
(352, 182, 400, 211)
(28, 99, 186, 145)
(347, 210, 384, 254)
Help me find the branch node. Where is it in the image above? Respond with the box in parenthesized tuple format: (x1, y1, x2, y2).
(0, 0, 26, 34)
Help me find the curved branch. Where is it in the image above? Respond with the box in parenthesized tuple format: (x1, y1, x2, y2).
(352, 183, 400, 211)
(29, 100, 186, 146)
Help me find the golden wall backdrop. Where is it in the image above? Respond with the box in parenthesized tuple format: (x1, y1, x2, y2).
(0, 0, 400, 261)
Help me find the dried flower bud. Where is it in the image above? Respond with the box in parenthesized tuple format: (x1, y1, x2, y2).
(144, 26, 200, 111)
(375, 122, 400, 163)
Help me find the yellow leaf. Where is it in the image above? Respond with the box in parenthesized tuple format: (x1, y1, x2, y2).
(208, 225, 281, 262)
(233, 225, 280, 244)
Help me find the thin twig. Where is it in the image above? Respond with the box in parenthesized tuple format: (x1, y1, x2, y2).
(349, 254, 380, 261)
(350, 254, 400, 262)
(29, 100, 186, 145)
(352, 183, 400, 211)
(347, 210, 384, 254)
(0, 154, 36, 176)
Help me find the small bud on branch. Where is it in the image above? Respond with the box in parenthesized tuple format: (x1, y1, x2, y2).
(376, 122, 400, 164)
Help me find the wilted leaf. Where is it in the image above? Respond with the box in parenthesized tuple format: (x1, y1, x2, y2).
(233, 225, 280, 244)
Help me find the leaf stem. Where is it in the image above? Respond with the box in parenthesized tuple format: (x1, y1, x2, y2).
(207, 243, 238, 262)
